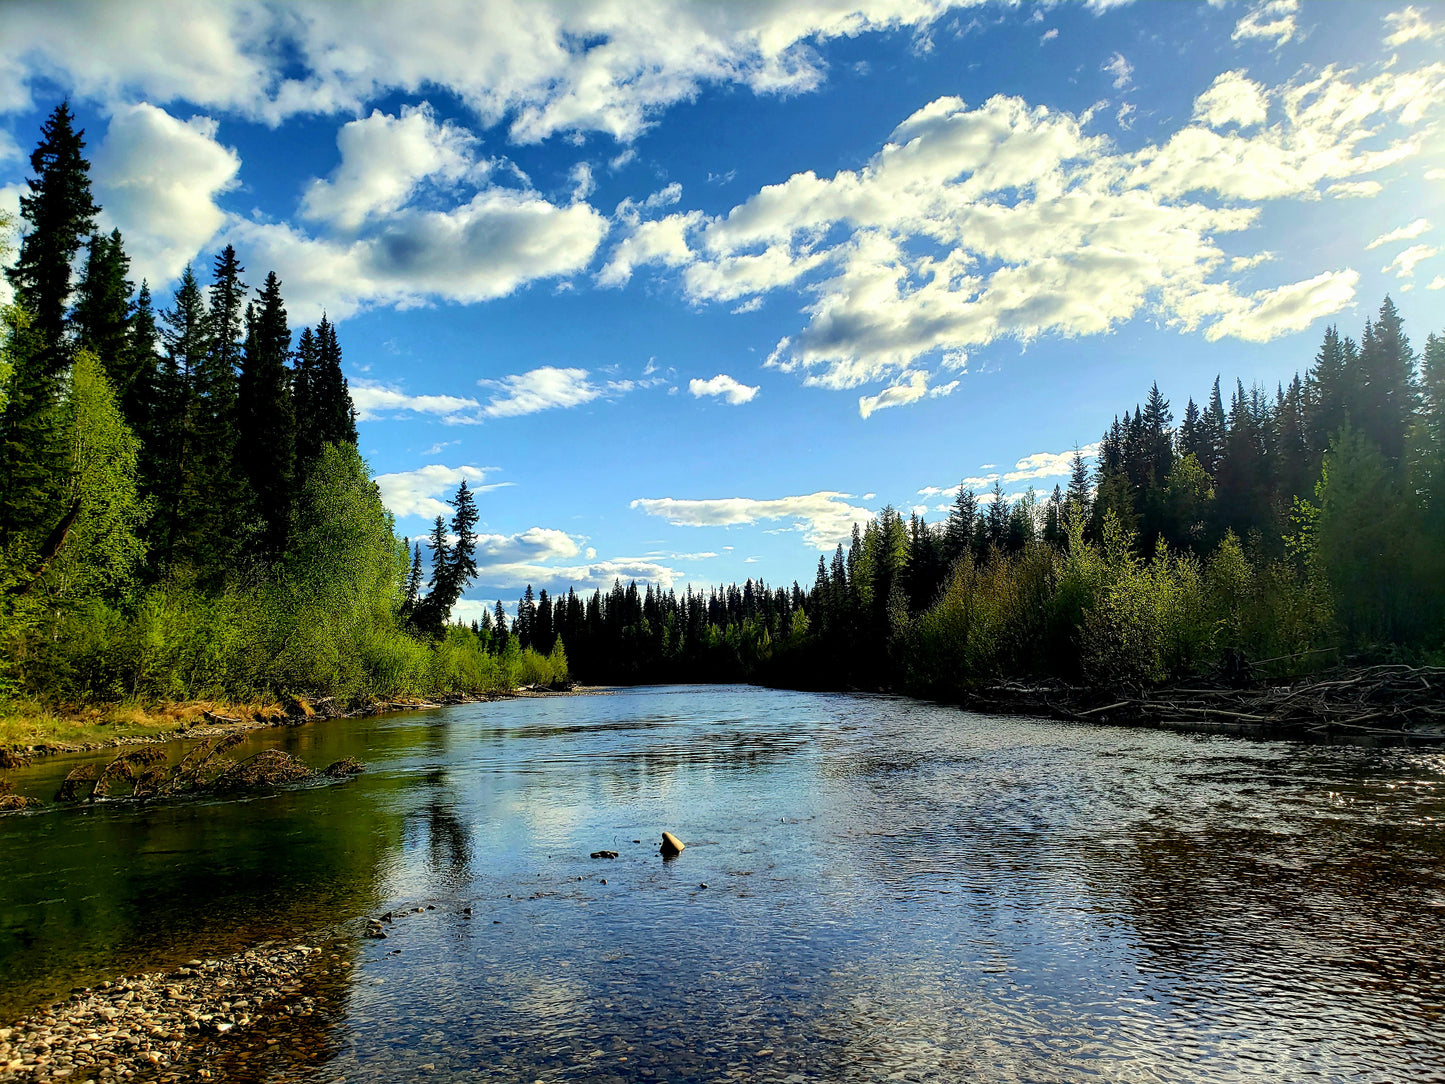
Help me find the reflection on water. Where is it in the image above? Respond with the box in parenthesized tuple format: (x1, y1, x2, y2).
(2, 685, 1444, 1082)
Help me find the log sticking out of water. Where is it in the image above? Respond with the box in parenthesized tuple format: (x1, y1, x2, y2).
(965, 663, 1445, 740)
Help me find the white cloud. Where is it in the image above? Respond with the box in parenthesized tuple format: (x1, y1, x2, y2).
(0, 1, 981, 142)
(1204, 268, 1360, 342)
(1366, 218, 1431, 249)
(301, 105, 476, 231)
(232, 189, 607, 323)
(1326, 180, 1383, 199)
(613, 62, 1445, 397)
(644, 182, 683, 209)
(1232, 0, 1299, 47)
(1002, 441, 1102, 482)
(350, 382, 481, 423)
(1426, 275, 1445, 290)
(631, 491, 875, 549)
(481, 366, 630, 417)
(1040, 28, 1058, 44)
(1383, 243, 1439, 278)
(1102, 53, 1133, 90)
(1192, 70, 1268, 129)
(857, 369, 957, 418)
(374, 464, 505, 520)
(92, 103, 239, 287)
(1384, 6, 1442, 47)
(689, 373, 759, 404)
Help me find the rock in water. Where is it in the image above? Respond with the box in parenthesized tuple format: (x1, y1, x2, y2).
(590, 850, 619, 859)
(660, 831, 685, 857)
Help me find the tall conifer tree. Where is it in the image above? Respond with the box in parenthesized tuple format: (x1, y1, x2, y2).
(7, 102, 98, 350)
(236, 272, 296, 559)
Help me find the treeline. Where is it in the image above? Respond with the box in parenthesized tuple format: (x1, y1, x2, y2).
(0, 103, 565, 709)
(510, 296, 1444, 691)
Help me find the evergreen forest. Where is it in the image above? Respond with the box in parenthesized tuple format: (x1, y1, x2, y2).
(0, 103, 566, 717)
(480, 302, 1445, 694)
(2, 102, 1443, 725)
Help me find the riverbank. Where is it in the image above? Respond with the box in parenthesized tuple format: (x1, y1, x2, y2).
(0, 685, 595, 760)
(947, 662, 1445, 743)
(0, 936, 354, 1081)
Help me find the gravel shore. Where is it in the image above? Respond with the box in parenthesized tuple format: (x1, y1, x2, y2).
(0, 938, 353, 1082)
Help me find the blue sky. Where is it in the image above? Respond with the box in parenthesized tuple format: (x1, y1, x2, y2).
(2, 1, 1443, 621)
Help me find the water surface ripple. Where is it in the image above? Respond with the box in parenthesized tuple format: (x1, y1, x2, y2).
(2, 685, 1443, 1082)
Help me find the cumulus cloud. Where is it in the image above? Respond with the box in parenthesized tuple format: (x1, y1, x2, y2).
(857, 370, 957, 418)
(1366, 218, 1431, 249)
(1204, 268, 1360, 342)
(231, 189, 607, 322)
(631, 491, 874, 549)
(0, 1, 979, 142)
(1192, 70, 1268, 129)
(92, 103, 239, 286)
(1383, 243, 1438, 278)
(689, 373, 759, 404)
(481, 366, 631, 417)
(301, 105, 477, 231)
(1002, 442, 1101, 482)
(1384, 6, 1442, 47)
(607, 62, 1443, 400)
(350, 382, 481, 423)
(374, 464, 507, 520)
(1232, 0, 1299, 47)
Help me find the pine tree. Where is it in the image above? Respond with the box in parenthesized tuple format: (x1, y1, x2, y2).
(1065, 447, 1092, 524)
(944, 484, 977, 567)
(236, 272, 296, 559)
(449, 480, 478, 592)
(72, 229, 135, 391)
(154, 266, 209, 568)
(400, 542, 422, 614)
(7, 102, 99, 349)
(125, 281, 161, 444)
(0, 305, 65, 547)
(187, 245, 249, 575)
(492, 600, 509, 652)
(1356, 296, 1417, 468)
(517, 584, 536, 650)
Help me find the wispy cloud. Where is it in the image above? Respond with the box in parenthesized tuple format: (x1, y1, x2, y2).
(480, 366, 631, 418)
(1366, 218, 1432, 250)
(631, 491, 874, 549)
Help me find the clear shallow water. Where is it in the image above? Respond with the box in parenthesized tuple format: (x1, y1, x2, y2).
(2, 685, 1444, 1082)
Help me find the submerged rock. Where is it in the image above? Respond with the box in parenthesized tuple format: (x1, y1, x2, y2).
(590, 850, 619, 859)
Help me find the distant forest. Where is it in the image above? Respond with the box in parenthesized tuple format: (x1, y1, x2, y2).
(484, 292, 1445, 692)
(2, 101, 1442, 716)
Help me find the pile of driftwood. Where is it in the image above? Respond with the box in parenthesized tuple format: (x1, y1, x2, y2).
(967, 663, 1445, 741)
(54, 733, 364, 803)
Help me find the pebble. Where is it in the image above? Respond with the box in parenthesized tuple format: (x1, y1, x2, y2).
(0, 940, 345, 1082)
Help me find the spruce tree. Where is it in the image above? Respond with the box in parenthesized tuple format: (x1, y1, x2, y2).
(72, 229, 135, 391)
(1065, 447, 1092, 524)
(187, 245, 249, 575)
(1357, 296, 1417, 468)
(236, 272, 296, 559)
(125, 281, 161, 442)
(7, 101, 99, 349)
(154, 266, 209, 568)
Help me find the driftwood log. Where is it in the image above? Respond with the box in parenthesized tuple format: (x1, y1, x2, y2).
(964, 663, 1445, 740)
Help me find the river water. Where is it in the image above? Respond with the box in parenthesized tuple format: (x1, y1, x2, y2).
(2, 685, 1443, 1082)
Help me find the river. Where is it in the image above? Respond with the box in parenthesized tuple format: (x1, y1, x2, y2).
(1, 685, 1443, 1082)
